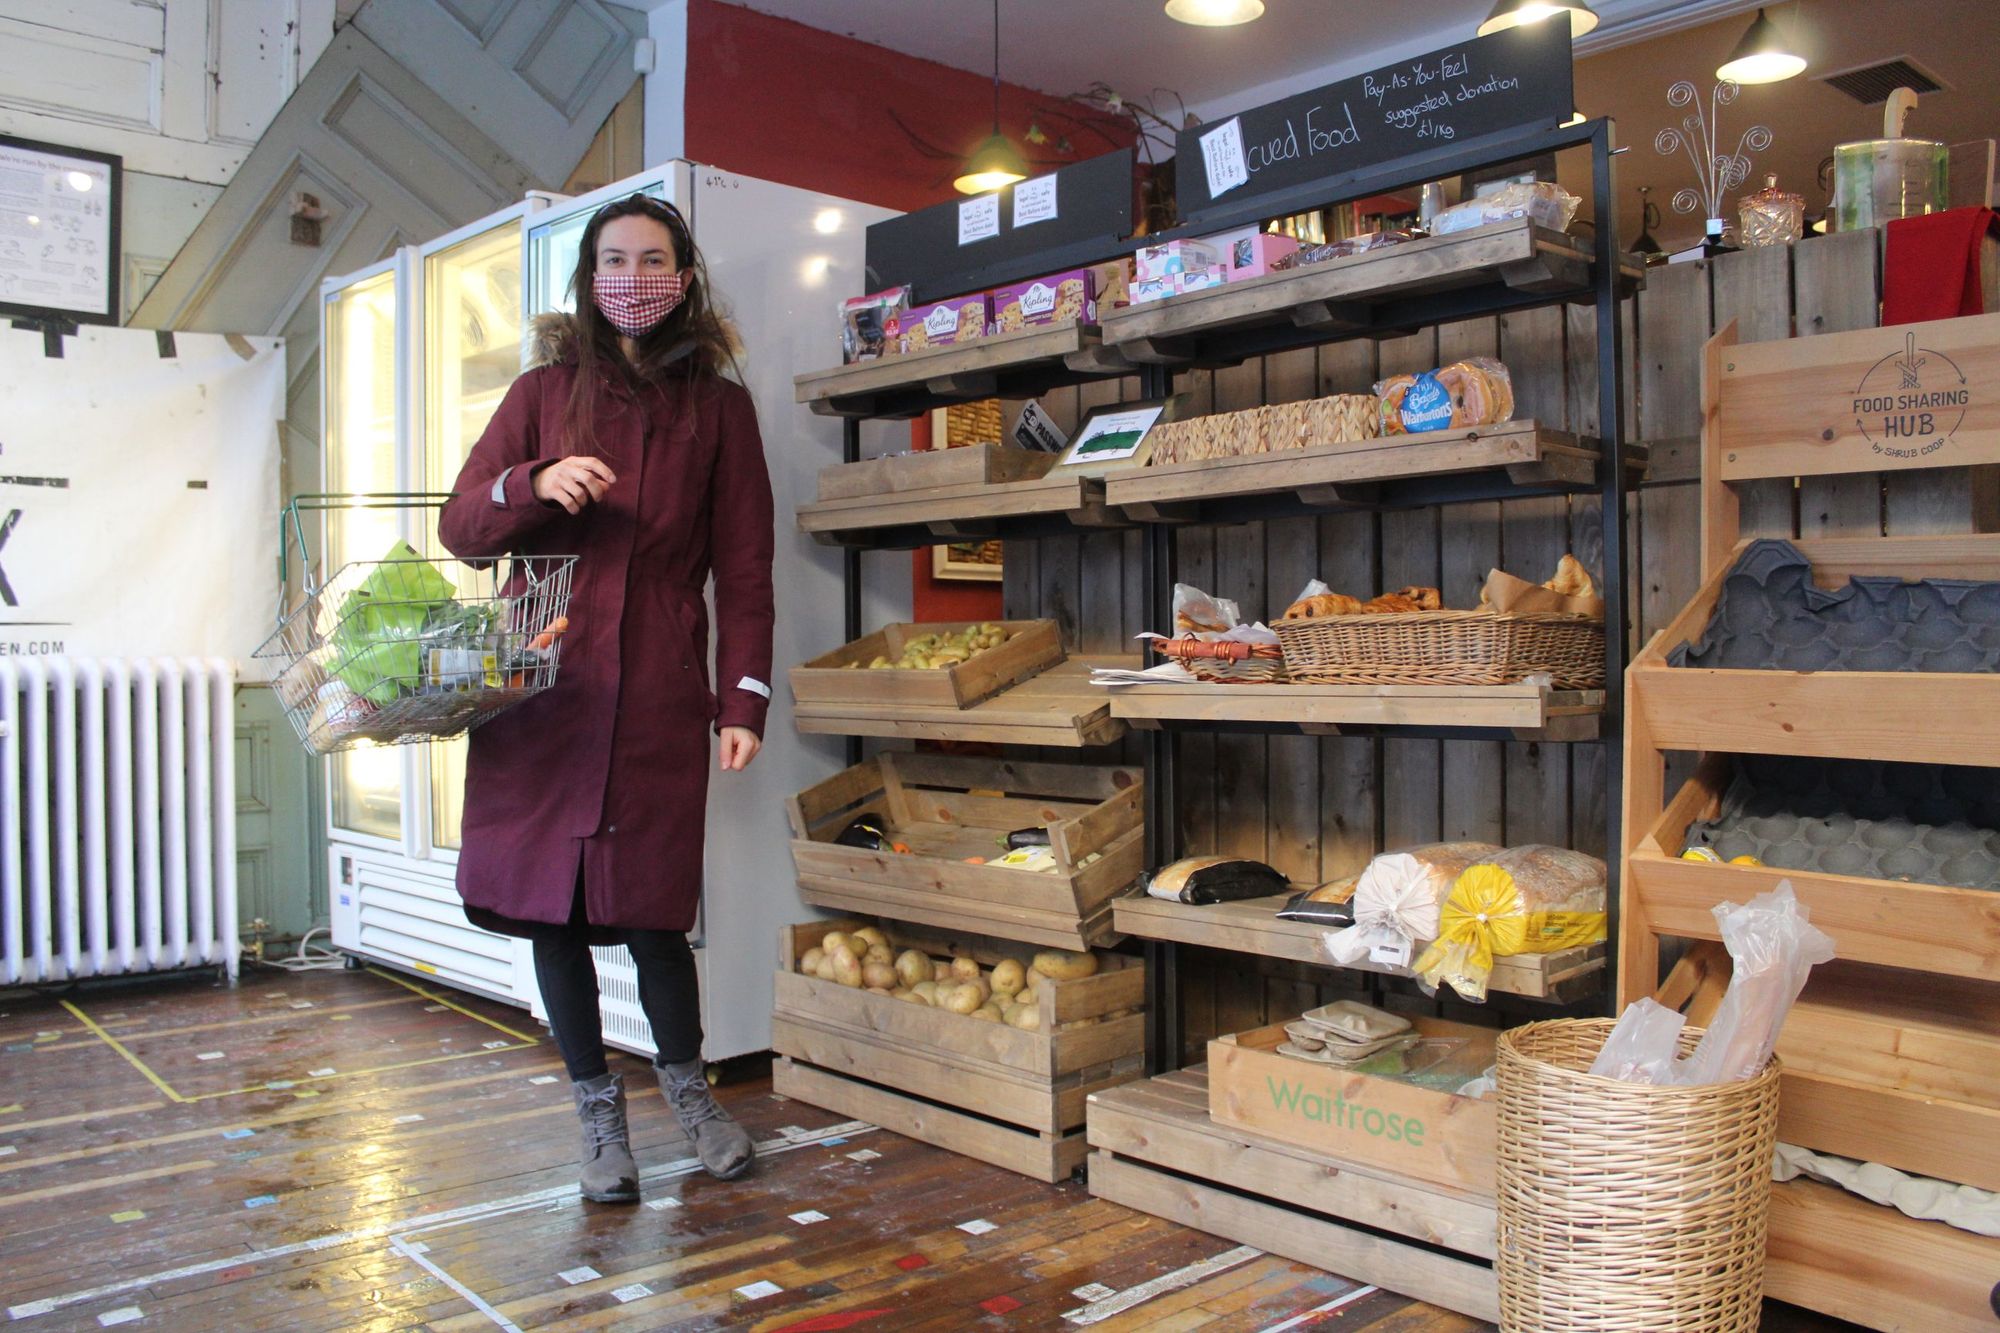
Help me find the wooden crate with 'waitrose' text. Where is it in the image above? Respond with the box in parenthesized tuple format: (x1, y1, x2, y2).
(1208, 1021, 1499, 1196)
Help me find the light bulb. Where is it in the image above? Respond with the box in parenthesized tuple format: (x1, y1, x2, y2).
(813, 208, 842, 235)
(1476, 0, 1599, 38)
(1164, 0, 1265, 27)
(1716, 8, 1806, 85)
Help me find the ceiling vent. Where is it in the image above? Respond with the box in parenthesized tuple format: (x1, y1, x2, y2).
(1818, 57, 1946, 105)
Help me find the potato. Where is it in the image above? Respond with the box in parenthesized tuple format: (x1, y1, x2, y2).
(901, 989, 932, 1006)
(1000, 1002, 1023, 1026)
(1008, 1003, 1044, 1031)
(1031, 949, 1099, 981)
(940, 983, 984, 1015)
(853, 926, 889, 951)
(863, 943, 894, 967)
(933, 960, 953, 984)
(893, 949, 931, 990)
(829, 945, 863, 989)
(989, 958, 1026, 998)
(890, 988, 912, 1000)
(821, 931, 854, 958)
(967, 1007, 1002, 1023)
(866, 986, 892, 996)
(799, 947, 825, 976)
(912, 980, 939, 1004)
(814, 953, 838, 982)
(861, 960, 898, 990)
(949, 956, 981, 984)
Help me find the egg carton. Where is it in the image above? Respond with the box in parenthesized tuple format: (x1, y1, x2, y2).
(1667, 539, 2000, 674)
(1684, 754, 2000, 890)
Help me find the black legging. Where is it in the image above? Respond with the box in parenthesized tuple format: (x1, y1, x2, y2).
(534, 928, 704, 1081)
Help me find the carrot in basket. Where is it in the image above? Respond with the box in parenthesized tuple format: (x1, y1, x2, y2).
(527, 616, 570, 651)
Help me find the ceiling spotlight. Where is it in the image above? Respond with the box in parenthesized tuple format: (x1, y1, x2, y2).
(1716, 7, 1806, 85)
(1165, 0, 1265, 26)
(813, 208, 843, 235)
(1477, 0, 1599, 38)
(957, 0, 1029, 195)
(66, 170, 94, 192)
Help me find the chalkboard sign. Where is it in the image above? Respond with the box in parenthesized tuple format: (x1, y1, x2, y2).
(865, 149, 1133, 303)
(1174, 25, 1573, 229)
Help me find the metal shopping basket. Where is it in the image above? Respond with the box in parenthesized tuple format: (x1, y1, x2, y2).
(253, 494, 577, 756)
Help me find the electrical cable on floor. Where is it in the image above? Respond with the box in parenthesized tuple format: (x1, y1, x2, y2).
(256, 926, 347, 972)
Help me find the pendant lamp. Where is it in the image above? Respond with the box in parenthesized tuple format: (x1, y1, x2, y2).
(1165, 0, 1265, 24)
(1476, 0, 1599, 38)
(955, 0, 1029, 194)
(1716, 7, 1806, 85)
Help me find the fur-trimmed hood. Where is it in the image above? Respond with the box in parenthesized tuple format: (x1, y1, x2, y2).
(525, 311, 742, 372)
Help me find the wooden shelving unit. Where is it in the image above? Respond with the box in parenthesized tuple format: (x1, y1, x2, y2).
(1623, 313, 2000, 1333)
(793, 321, 1128, 419)
(1086, 1067, 1499, 1323)
(793, 656, 1130, 748)
(1097, 219, 1639, 368)
(797, 470, 1120, 547)
(1112, 893, 1604, 1002)
(1108, 680, 1603, 740)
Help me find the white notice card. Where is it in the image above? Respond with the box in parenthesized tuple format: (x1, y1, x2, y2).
(958, 192, 1002, 245)
(1200, 118, 1250, 198)
(1013, 174, 1058, 228)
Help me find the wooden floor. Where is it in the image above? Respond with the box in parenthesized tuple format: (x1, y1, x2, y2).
(0, 966, 1864, 1331)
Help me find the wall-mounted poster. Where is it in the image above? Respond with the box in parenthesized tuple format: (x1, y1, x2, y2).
(0, 134, 122, 325)
(932, 539, 1004, 582)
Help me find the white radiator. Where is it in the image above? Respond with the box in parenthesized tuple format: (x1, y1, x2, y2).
(1, 659, 238, 983)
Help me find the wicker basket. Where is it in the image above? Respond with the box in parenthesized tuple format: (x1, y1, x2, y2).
(1495, 1019, 1781, 1333)
(1273, 610, 1604, 688)
(1151, 634, 1288, 684)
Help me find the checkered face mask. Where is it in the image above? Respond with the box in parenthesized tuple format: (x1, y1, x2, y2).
(592, 270, 689, 336)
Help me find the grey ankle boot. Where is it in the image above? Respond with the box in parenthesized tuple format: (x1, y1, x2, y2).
(656, 1059, 753, 1180)
(571, 1072, 640, 1203)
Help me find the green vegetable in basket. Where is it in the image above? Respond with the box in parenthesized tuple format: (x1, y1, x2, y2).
(332, 540, 460, 705)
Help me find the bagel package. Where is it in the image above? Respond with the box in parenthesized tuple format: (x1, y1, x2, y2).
(1375, 357, 1515, 436)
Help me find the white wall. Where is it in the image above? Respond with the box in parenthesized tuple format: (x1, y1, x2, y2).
(0, 0, 338, 319)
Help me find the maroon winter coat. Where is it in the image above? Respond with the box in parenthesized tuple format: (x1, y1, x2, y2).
(437, 316, 774, 936)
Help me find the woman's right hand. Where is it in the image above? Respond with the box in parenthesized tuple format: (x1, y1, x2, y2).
(533, 457, 618, 514)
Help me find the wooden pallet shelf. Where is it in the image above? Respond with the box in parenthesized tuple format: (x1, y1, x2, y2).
(796, 470, 1119, 546)
(1104, 420, 1614, 520)
(1098, 220, 1639, 366)
(1107, 681, 1603, 739)
(1086, 1067, 1499, 1323)
(792, 656, 1131, 748)
(793, 321, 1126, 419)
(1112, 893, 1603, 1002)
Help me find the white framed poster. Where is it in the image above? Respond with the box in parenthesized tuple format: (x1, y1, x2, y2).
(0, 135, 122, 326)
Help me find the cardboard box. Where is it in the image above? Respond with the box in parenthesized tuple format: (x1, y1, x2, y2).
(889, 293, 992, 353)
(991, 269, 1096, 333)
(1090, 258, 1132, 311)
(1131, 274, 1178, 306)
(1176, 264, 1231, 294)
(1226, 232, 1300, 279)
(840, 286, 910, 362)
(1208, 1020, 1498, 1195)
(1135, 239, 1219, 281)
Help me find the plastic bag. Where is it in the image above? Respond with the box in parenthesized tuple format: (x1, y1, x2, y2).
(1145, 856, 1290, 905)
(1588, 881, 1835, 1086)
(1324, 842, 1500, 969)
(332, 541, 460, 705)
(1429, 180, 1579, 237)
(1413, 846, 1606, 1003)
(1171, 583, 1240, 635)
(1374, 357, 1515, 435)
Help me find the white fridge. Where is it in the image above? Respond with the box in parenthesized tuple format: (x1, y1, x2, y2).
(325, 164, 895, 1063)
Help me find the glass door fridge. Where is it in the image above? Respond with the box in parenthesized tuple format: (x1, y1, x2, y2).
(320, 255, 411, 849)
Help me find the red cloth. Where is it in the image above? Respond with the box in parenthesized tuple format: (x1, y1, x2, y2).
(438, 315, 775, 934)
(1883, 206, 1998, 325)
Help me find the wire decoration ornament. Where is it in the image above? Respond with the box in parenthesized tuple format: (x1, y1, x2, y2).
(1653, 80, 1774, 224)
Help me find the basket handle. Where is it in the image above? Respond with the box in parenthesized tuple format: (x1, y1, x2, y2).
(276, 492, 454, 623)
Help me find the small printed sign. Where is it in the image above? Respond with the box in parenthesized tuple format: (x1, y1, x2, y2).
(788, 1210, 829, 1225)
(612, 1284, 653, 1303)
(1200, 118, 1250, 198)
(1013, 174, 1058, 228)
(957, 193, 1001, 245)
(734, 1281, 784, 1301)
(956, 1218, 999, 1236)
(558, 1266, 601, 1285)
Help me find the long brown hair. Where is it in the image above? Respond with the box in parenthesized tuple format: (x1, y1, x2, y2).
(560, 193, 739, 453)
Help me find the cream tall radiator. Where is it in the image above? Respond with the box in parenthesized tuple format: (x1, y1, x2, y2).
(1, 659, 238, 984)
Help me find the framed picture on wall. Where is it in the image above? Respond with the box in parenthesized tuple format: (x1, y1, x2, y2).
(929, 399, 1006, 582)
(0, 134, 122, 326)
(932, 539, 1004, 582)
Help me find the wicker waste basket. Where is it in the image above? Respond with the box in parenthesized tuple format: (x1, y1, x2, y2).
(1494, 1019, 1780, 1333)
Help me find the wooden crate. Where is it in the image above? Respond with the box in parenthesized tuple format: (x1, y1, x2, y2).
(1631, 755, 2000, 984)
(789, 619, 1063, 711)
(816, 443, 1055, 501)
(784, 752, 1144, 950)
(1208, 1022, 1497, 1196)
(1088, 1067, 1499, 1323)
(772, 917, 1145, 1182)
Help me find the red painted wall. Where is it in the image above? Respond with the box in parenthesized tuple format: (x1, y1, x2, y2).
(684, 1, 1126, 620)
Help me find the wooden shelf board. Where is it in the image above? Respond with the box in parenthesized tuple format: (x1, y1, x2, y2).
(792, 656, 1131, 747)
(1087, 1066, 1499, 1322)
(1111, 893, 1603, 1001)
(1108, 681, 1603, 739)
(797, 470, 1115, 539)
(793, 321, 1119, 417)
(797, 877, 1120, 953)
(1105, 420, 1599, 514)
(1098, 220, 1635, 360)
(1627, 849, 2000, 983)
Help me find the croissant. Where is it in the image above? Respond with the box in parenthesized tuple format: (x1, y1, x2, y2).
(1281, 593, 1363, 620)
(1177, 609, 1232, 634)
(1393, 585, 1443, 611)
(1363, 593, 1424, 614)
(1544, 554, 1596, 599)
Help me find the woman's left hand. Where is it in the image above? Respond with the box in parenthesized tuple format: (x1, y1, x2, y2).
(719, 726, 762, 772)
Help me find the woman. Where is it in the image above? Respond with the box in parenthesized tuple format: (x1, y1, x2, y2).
(438, 194, 774, 1201)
